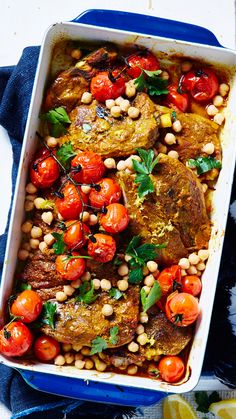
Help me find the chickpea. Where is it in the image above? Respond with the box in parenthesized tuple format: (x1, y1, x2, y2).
(31, 226, 42, 239)
(102, 304, 113, 317)
(118, 263, 129, 276)
(105, 99, 116, 109)
(140, 312, 148, 323)
(18, 249, 29, 261)
(136, 333, 148, 346)
(128, 342, 139, 353)
(213, 113, 225, 125)
(178, 258, 190, 270)
(81, 185, 91, 194)
(71, 278, 81, 289)
(202, 183, 208, 194)
(143, 286, 151, 294)
(207, 104, 218, 116)
(71, 48, 82, 60)
(104, 158, 116, 169)
(46, 136, 58, 148)
(92, 278, 101, 290)
(56, 291, 67, 302)
(41, 211, 53, 225)
(29, 238, 40, 249)
(213, 95, 224, 107)
(54, 355, 66, 366)
(156, 143, 167, 154)
(125, 82, 136, 98)
(24, 200, 34, 211)
(144, 274, 155, 287)
(26, 194, 37, 202)
(219, 83, 230, 97)
(39, 241, 48, 253)
(161, 71, 170, 80)
(128, 107, 140, 119)
(81, 347, 91, 356)
(81, 92, 93, 104)
(172, 120, 182, 132)
(115, 96, 124, 106)
(100, 279, 112, 291)
(81, 271, 91, 282)
(34, 197, 45, 209)
(164, 133, 176, 145)
(81, 211, 90, 222)
(89, 214, 98, 225)
(187, 266, 198, 275)
(117, 160, 127, 171)
(25, 182, 37, 194)
(44, 233, 55, 246)
(21, 221, 33, 234)
(72, 344, 82, 352)
(93, 357, 107, 372)
(181, 269, 187, 277)
(75, 353, 83, 360)
(110, 105, 121, 118)
(198, 249, 209, 261)
(202, 142, 215, 155)
(62, 343, 72, 352)
(120, 99, 130, 113)
(124, 254, 132, 262)
(127, 365, 138, 375)
(196, 262, 206, 271)
(84, 358, 94, 369)
(136, 324, 145, 335)
(146, 261, 158, 273)
(65, 353, 75, 364)
(58, 213, 64, 221)
(22, 242, 31, 251)
(188, 253, 200, 265)
(75, 360, 85, 370)
(168, 150, 179, 159)
(63, 285, 75, 296)
(117, 279, 129, 291)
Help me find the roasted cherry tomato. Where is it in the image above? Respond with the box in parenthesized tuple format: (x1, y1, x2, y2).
(181, 275, 202, 297)
(30, 147, 60, 189)
(157, 265, 181, 295)
(165, 84, 190, 112)
(89, 178, 121, 209)
(165, 291, 199, 327)
(158, 355, 185, 383)
(100, 203, 129, 234)
(55, 182, 88, 220)
(88, 233, 116, 263)
(55, 252, 86, 281)
(126, 50, 160, 79)
(180, 68, 219, 103)
(0, 321, 33, 357)
(64, 220, 90, 250)
(34, 335, 60, 362)
(90, 70, 126, 102)
(71, 151, 106, 184)
(11, 290, 43, 323)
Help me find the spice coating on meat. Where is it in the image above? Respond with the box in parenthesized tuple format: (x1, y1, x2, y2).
(58, 93, 159, 157)
(41, 286, 140, 347)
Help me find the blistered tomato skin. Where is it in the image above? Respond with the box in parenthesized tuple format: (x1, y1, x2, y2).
(126, 51, 160, 79)
(64, 221, 90, 250)
(158, 356, 185, 383)
(30, 148, 60, 189)
(165, 291, 199, 327)
(100, 203, 129, 234)
(55, 252, 86, 281)
(166, 84, 190, 112)
(157, 265, 181, 295)
(0, 322, 33, 357)
(71, 151, 106, 184)
(34, 335, 60, 362)
(88, 233, 116, 263)
(89, 178, 121, 209)
(181, 275, 202, 297)
(90, 70, 126, 102)
(181, 68, 219, 103)
(55, 182, 88, 220)
(11, 290, 43, 323)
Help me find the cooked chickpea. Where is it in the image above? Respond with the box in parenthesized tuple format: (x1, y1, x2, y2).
(84, 358, 94, 369)
(187, 266, 198, 275)
(89, 214, 98, 226)
(56, 291, 67, 302)
(105, 99, 116, 109)
(22, 242, 31, 251)
(71, 48, 82, 60)
(125, 83, 136, 98)
(188, 253, 200, 265)
(31, 226, 42, 239)
(219, 83, 230, 97)
(164, 133, 176, 145)
(124, 254, 132, 262)
(94, 357, 107, 372)
(161, 71, 170, 80)
(136, 324, 145, 335)
(125, 168, 132, 174)
(196, 262, 206, 271)
(144, 274, 155, 287)
(81, 347, 91, 356)
(181, 269, 187, 277)
(26, 194, 37, 202)
(128, 106, 140, 119)
(168, 150, 179, 159)
(202, 142, 215, 155)
(178, 258, 190, 270)
(207, 104, 218, 116)
(172, 120, 182, 132)
(213, 113, 225, 125)
(143, 286, 151, 294)
(136, 333, 148, 346)
(110, 105, 121, 118)
(21, 221, 33, 234)
(198, 249, 209, 261)
(24, 200, 34, 211)
(120, 99, 130, 113)
(65, 352, 75, 364)
(128, 342, 139, 353)
(75, 360, 85, 370)
(117, 279, 129, 291)
(127, 365, 138, 375)
(92, 278, 101, 290)
(63, 285, 75, 296)
(25, 182, 37, 194)
(213, 95, 224, 107)
(101, 279, 112, 291)
(72, 344, 82, 352)
(118, 263, 129, 276)
(46, 136, 58, 148)
(44, 233, 55, 246)
(18, 249, 29, 261)
(181, 61, 192, 72)
(102, 304, 113, 317)
(29, 238, 40, 249)
(117, 160, 127, 171)
(75, 353, 83, 360)
(146, 261, 158, 273)
(81, 92, 93, 104)
(41, 211, 53, 225)
(104, 158, 116, 169)
(54, 355, 66, 366)
(125, 157, 135, 171)
(81, 185, 91, 194)
(115, 96, 124, 106)
(34, 197, 45, 209)
(140, 312, 148, 323)
(62, 343, 72, 352)
(58, 213, 64, 221)
(81, 271, 91, 282)
(81, 211, 90, 222)
(202, 183, 208, 194)
(71, 278, 81, 289)
(39, 241, 48, 253)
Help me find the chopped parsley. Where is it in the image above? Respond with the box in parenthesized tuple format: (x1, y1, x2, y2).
(76, 281, 98, 304)
(109, 288, 124, 300)
(40, 107, 71, 137)
(195, 391, 221, 413)
(132, 148, 158, 198)
(90, 336, 108, 355)
(109, 326, 119, 345)
(188, 156, 222, 175)
(40, 301, 57, 329)
(134, 69, 169, 96)
(52, 232, 66, 255)
(56, 142, 77, 169)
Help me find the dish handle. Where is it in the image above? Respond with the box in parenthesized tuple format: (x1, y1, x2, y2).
(18, 369, 168, 406)
(72, 9, 222, 48)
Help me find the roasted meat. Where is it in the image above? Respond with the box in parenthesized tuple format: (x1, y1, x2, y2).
(103, 348, 145, 369)
(42, 286, 140, 346)
(58, 93, 159, 157)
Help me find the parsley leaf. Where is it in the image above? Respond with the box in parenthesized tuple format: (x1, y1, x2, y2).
(90, 336, 108, 355)
(56, 142, 77, 170)
(18, 283, 32, 291)
(40, 107, 71, 137)
(39, 199, 55, 210)
(41, 301, 57, 329)
(109, 326, 119, 345)
(188, 156, 222, 175)
(52, 232, 66, 255)
(76, 281, 98, 304)
(134, 69, 169, 97)
(109, 288, 124, 300)
(132, 148, 158, 198)
(128, 268, 144, 284)
(195, 391, 221, 413)
(141, 281, 162, 312)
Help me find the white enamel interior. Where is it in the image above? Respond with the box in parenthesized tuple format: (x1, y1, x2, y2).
(1, 21, 236, 396)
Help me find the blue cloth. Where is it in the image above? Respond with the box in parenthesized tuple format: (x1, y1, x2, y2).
(0, 47, 137, 419)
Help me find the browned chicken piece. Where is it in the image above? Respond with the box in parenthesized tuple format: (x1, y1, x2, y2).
(58, 93, 159, 157)
(118, 154, 210, 265)
(44, 45, 118, 112)
(141, 311, 193, 357)
(103, 348, 145, 369)
(42, 286, 140, 347)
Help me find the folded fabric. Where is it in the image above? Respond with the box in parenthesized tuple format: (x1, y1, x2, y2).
(0, 46, 137, 419)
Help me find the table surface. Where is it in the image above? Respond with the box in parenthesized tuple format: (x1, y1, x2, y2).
(0, 1, 235, 407)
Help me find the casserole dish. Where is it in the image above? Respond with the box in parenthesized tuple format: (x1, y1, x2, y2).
(1, 9, 236, 406)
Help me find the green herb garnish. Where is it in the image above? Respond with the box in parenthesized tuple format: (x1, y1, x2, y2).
(41, 301, 57, 329)
(90, 336, 108, 355)
(188, 156, 222, 175)
(109, 326, 119, 345)
(195, 391, 221, 413)
(76, 281, 98, 304)
(18, 283, 32, 291)
(39, 199, 55, 210)
(132, 148, 158, 198)
(52, 232, 66, 255)
(109, 288, 124, 300)
(134, 69, 169, 96)
(56, 142, 77, 169)
(140, 282, 162, 312)
(40, 107, 71, 137)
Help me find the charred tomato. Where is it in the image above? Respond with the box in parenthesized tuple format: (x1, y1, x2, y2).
(30, 147, 60, 189)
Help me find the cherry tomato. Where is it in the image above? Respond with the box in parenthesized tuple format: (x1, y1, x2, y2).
(64, 221, 90, 250)
(0, 321, 33, 357)
(165, 84, 190, 112)
(88, 233, 116, 263)
(158, 355, 185, 383)
(55, 182, 88, 220)
(180, 68, 219, 103)
(90, 70, 126, 102)
(89, 178, 121, 209)
(157, 265, 181, 295)
(165, 291, 199, 327)
(126, 51, 160, 79)
(55, 252, 86, 281)
(181, 275, 202, 297)
(100, 203, 129, 234)
(30, 147, 60, 189)
(11, 290, 43, 323)
(71, 151, 106, 184)
(34, 335, 60, 362)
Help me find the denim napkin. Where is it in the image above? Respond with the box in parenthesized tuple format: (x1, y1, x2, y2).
(0, 46, 137, 419)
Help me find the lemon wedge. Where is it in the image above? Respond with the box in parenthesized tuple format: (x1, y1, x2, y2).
(209, 399, 236, 418)
(163, 394, 197, 419)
